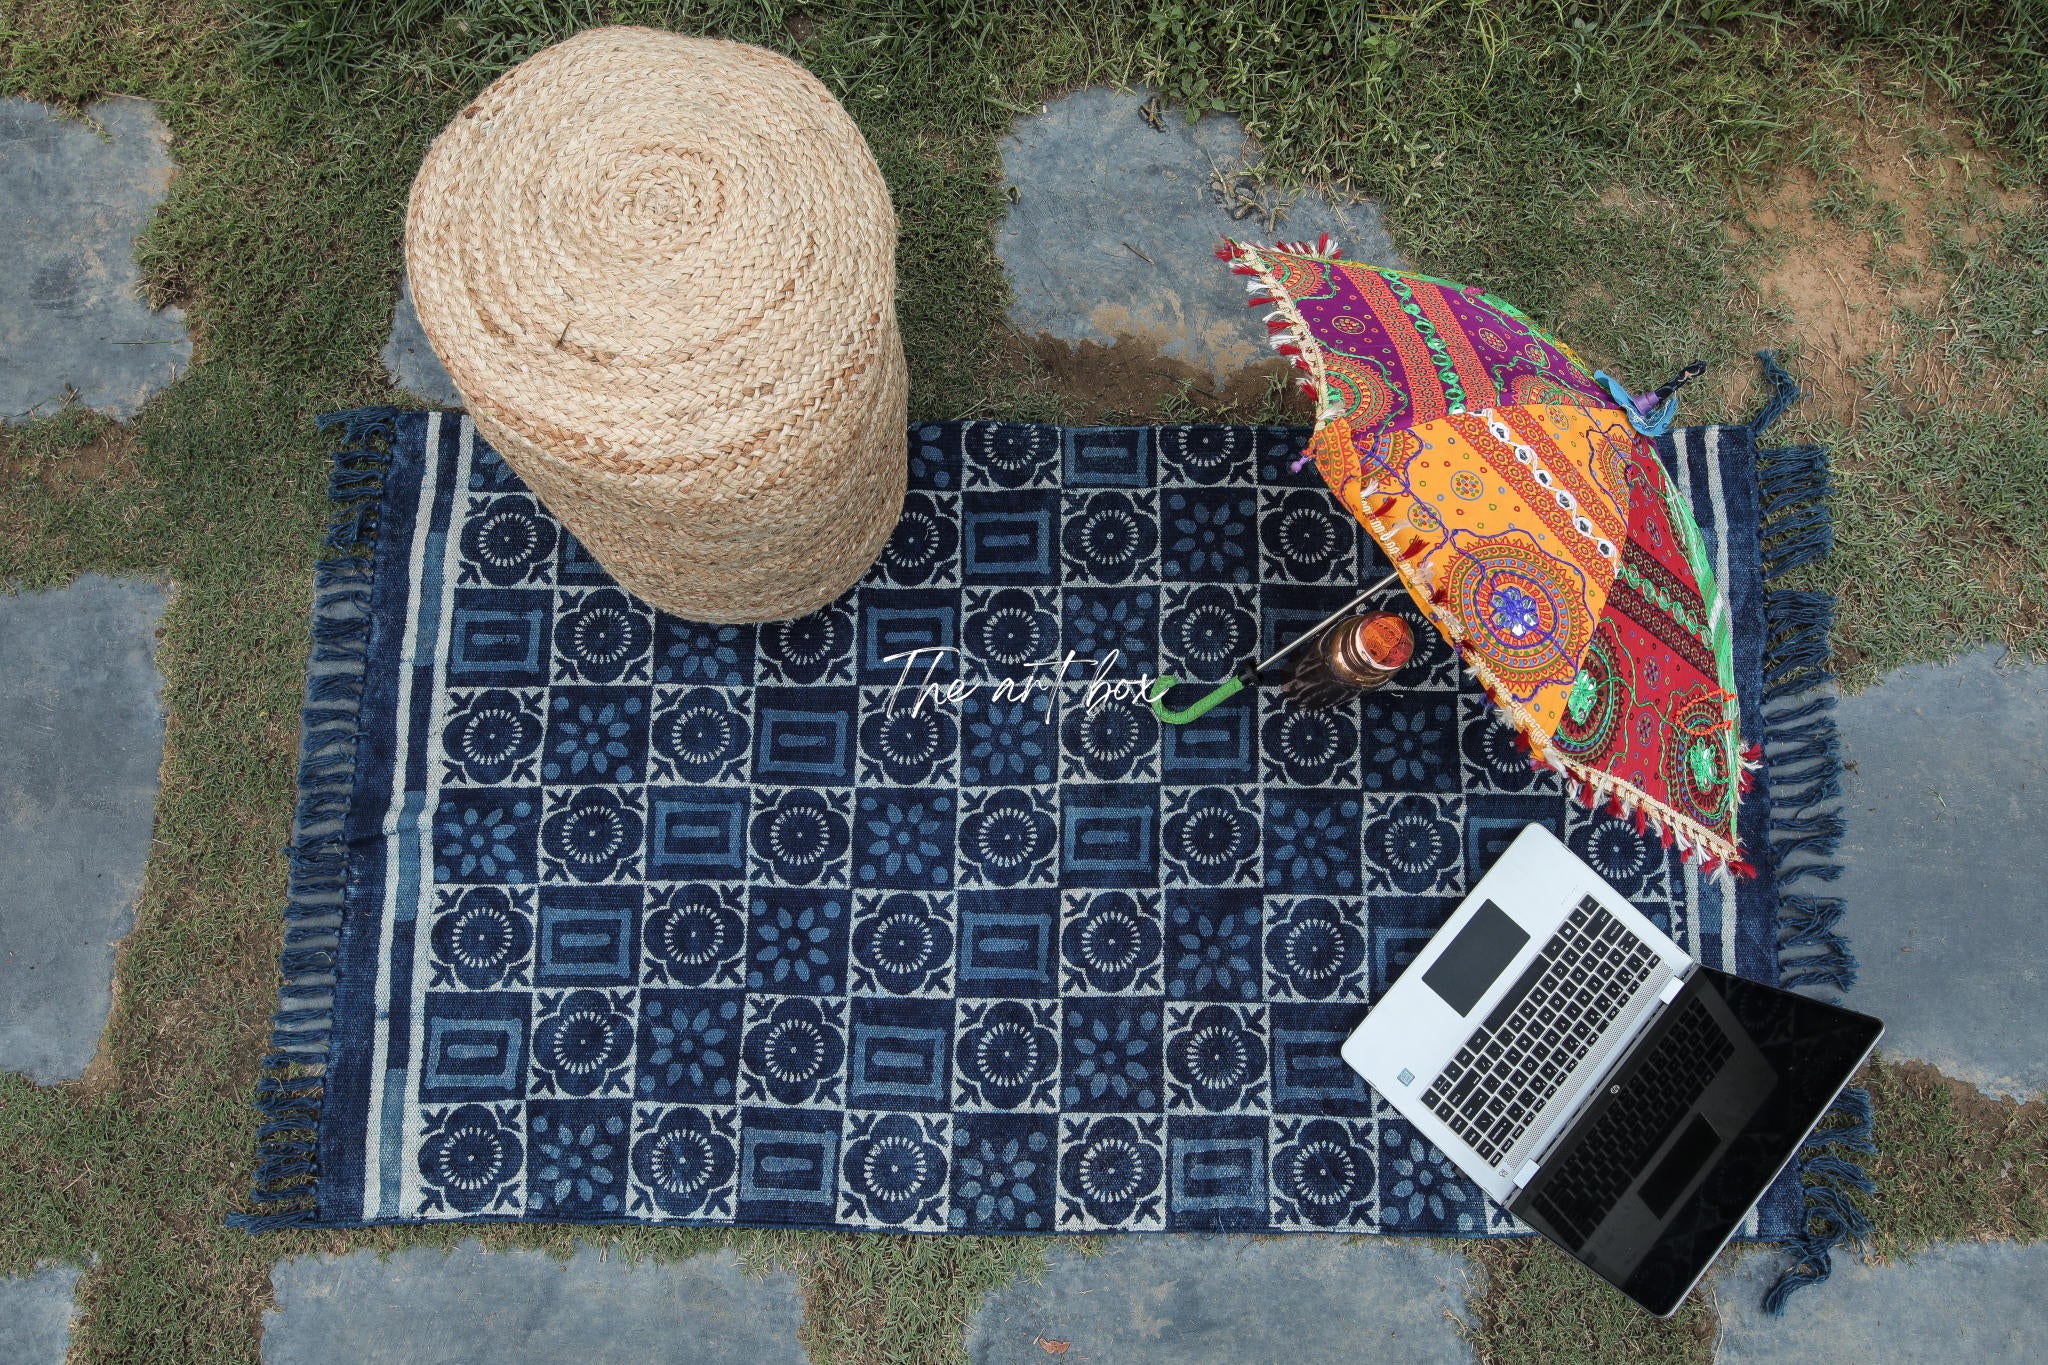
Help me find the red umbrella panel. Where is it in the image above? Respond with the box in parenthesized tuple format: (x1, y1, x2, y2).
(1222, 238, 1755, 873)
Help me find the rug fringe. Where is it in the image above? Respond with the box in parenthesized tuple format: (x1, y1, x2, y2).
(228, 406, 400, 1232)
(1751, 357, 1872, 1312)
(1749, 349, 1803, 437)
(1761, 1088, 1877, 1313)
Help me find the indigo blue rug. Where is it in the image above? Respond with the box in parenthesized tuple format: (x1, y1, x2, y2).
(240, 367, 1858, 1270)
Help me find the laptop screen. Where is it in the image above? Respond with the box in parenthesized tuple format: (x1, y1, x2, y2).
(1512, 967, 1882, 1317)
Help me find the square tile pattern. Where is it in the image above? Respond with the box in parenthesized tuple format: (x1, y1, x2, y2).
(399, 421, 1709, 1234)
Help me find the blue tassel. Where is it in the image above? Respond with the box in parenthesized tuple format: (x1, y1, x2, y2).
(1775, 834, 1845, 869)
(255, 1119, 316, 1143)
(233, 410, 406, 1234)
(307, 672, 365, 703)
(1758, 444, 1831, 511)
(1764, 1089, 1877, 1313)
(1779, 862, 1846, 888)
(1751, 350, 1804, 435)
(313, 556, 374, 589)
(1748, 361, 1867, 1313)
(1779, 953, 1858, 991)
(1770, 774, 1842, 811)
(226, 1208, 318, 1232)
(316, 404, 401, 449)
(1779, 896, 1849, 945)
(1768, 694, 1836, 725)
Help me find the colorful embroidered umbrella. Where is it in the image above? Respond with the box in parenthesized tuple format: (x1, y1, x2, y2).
(1219, 236, 1755, 873)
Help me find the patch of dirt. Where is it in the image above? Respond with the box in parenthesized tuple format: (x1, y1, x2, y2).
(67, 968, 128, 1100)
(0, 416, 139, 484)
(1732, 101, 2039, 429)
(1006, 330, 1314, 424)
(1877, 1056, 2047, 1150)
(1861, 1054, 2048, 1256)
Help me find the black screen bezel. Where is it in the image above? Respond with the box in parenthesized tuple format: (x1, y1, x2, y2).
(1510, 967, 1883, 1317)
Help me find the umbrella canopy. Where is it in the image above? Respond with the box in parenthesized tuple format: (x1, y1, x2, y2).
(1221, 237, 1754, 873)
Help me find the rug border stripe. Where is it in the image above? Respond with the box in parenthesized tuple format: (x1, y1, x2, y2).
(228, 406, 405, 1231)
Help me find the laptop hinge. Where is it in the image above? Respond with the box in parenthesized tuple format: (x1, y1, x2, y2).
(1514, 962, 1693, 1178)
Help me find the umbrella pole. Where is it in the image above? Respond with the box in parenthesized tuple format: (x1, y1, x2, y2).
(1148, 569, 1401, 725)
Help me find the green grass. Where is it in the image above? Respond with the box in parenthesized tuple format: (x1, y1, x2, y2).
(1465, 1238, 1719, 1365)
(2, 0, 2046, 1360)
(1826, 193, 2048, 683)
(1859, 1056, 2048, 1255)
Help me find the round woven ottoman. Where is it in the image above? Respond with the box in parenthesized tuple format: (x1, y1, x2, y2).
(405, 27, 907, 622)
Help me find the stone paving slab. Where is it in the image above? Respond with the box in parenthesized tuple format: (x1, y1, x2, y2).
(965, 1236, 1476, 1364)
(1832, 648, 2046, 1098)
(1714, 1240, 2048, 1362)
(998, 87, 1401, 382)
(382, 275, 464, 409)
(262, 1243, 808, 1365)
(0, 574, 169, 1083)
(1, 97, 189, 422)
(0, 1265, 82, 1364)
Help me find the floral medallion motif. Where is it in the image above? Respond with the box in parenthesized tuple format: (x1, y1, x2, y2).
(417, 1103, 523, 1214)
(642, 884, 745, 988)
(532, 989, 634, 1097)
(851, 892, 954, 996)
(1164, 1004, 1268, 1111)
(1060, 891, 1163, 994)
(1058, 1116, 1165, 1229)
(1271, 1118, 1375, 1227)
(554, 589, 650, 685)
(541, 787, 643, 883)
(955, 1000, 1059, 1109)
(840, 1113, 949, 1227)
(958, 789, 1057, 888)
(429, 886, 535, 990)
(740, 997, 846, 1106)
(630, 1105, 737, 1219)
(1262, 897, 1367, 1001)
(442, 689, 544, 785)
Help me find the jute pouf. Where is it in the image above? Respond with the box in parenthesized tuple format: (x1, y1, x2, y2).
(405, 27, 907, 622)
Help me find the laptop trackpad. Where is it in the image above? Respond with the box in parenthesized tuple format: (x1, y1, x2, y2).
(1420, 899, 1528, 1015)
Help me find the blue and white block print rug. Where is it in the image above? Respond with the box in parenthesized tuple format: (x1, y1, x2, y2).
(244, 412, 1820, 1239)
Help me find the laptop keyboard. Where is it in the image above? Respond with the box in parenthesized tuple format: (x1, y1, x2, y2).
(1531, 996, 1734, 1247)
(1422, 896, 1658, 1168)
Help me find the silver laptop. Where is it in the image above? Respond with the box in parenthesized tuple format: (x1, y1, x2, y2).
(1343, 822, 1882, 1315)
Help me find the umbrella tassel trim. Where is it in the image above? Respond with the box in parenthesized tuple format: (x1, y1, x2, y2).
(1540, 742, 1754, 872)
(1225, 237, 1754, 873)
(1221, 238, 1339, 425)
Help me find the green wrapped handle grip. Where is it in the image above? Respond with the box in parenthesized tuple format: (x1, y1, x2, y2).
(1148, 672, 1247, 725)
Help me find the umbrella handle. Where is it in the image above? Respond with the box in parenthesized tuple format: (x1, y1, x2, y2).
(1148, 671, 1246, 725)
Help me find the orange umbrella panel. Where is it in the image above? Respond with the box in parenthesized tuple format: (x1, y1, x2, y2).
(1223, 238, 1751, 872)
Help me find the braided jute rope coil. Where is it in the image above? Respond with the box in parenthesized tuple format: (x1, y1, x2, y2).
(406, 27, 908, 622)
